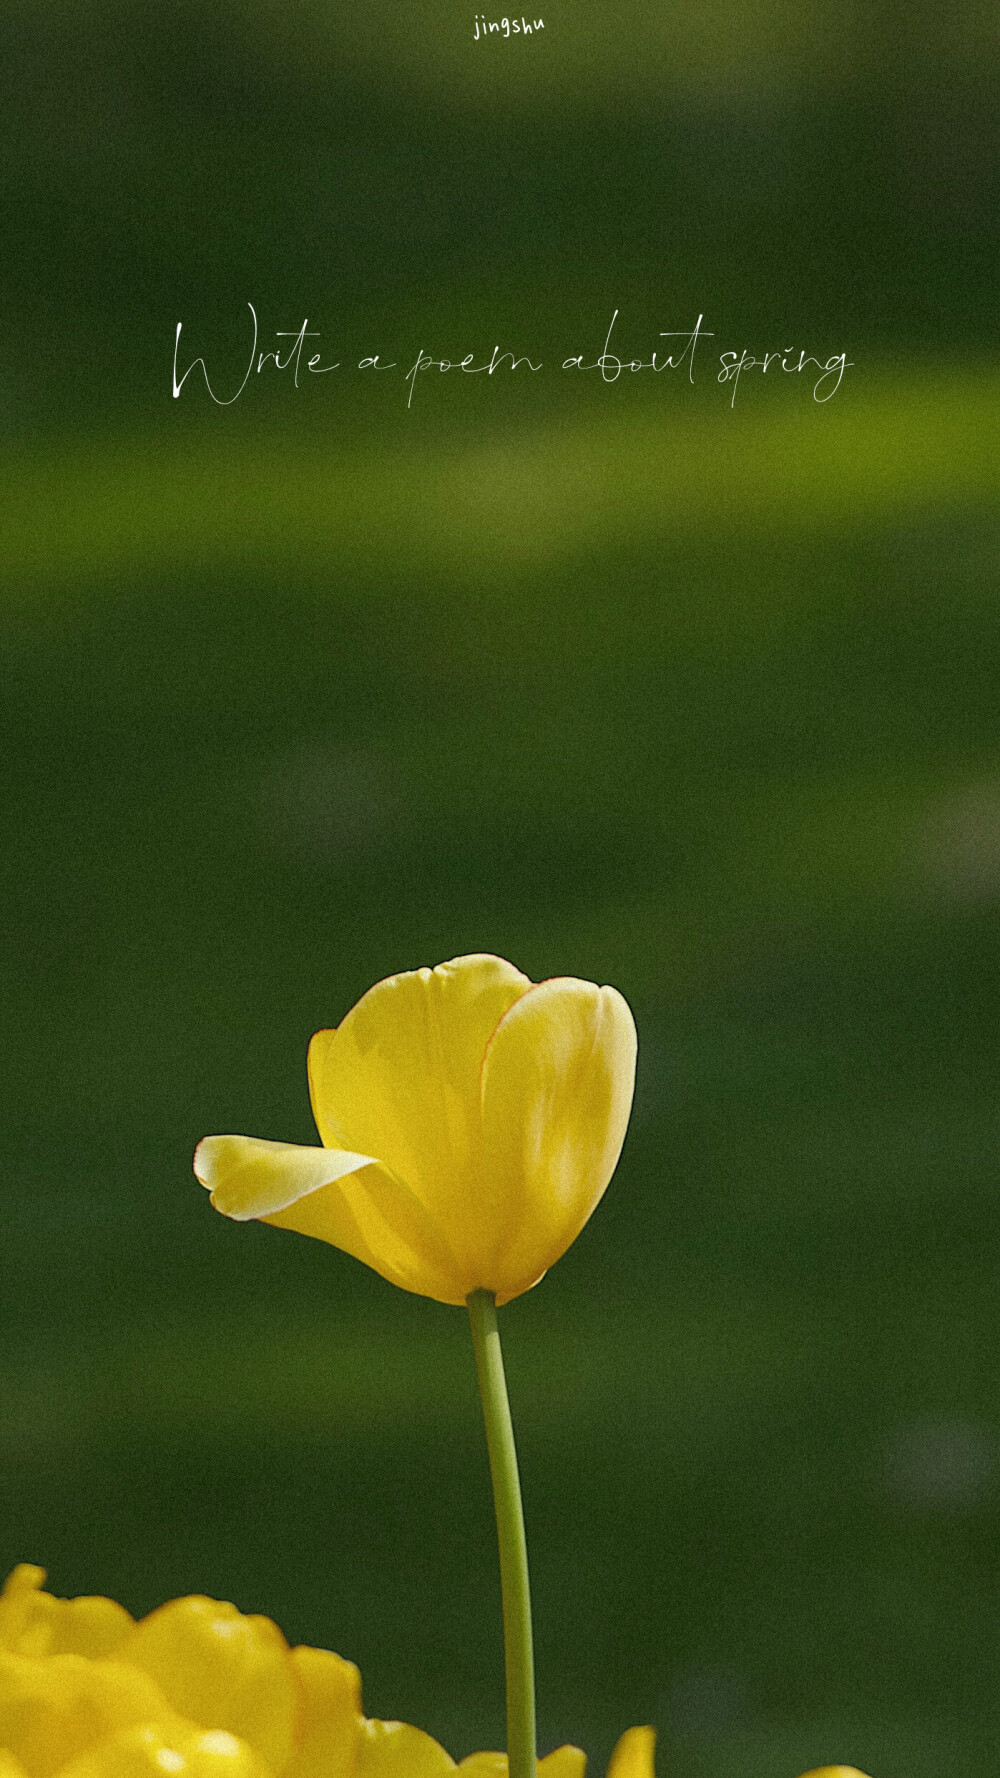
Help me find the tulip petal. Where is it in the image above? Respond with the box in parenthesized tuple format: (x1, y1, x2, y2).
(0, 1649, 169, 1775)
(56, 1721, 274, 1777)
(196, 1134, 464, 1300)
(262, 1162, 472, 1304)
(284, 1644, 363, 1778)
(357, 1719, 457, 1778)
(541, 1751, 587, 1778)
(605, 1729, 655, 1778)
(796, 1771, 874, 1777)
(0, 1566, 55, 1658)
(307, 955, 532, 1275)
(479, 978, 637, 1302)
(194, 1136, 378, 1220)
(0, 1566, 134, 1663)
(457, 1750, 587, 1778)
(117, 1597, 296, 1772)
(456, 1756, 507, 1778)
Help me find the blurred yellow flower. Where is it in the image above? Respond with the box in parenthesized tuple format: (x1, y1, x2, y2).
(194, 954, 637, 1305)
(0, 1567, 655, 1778)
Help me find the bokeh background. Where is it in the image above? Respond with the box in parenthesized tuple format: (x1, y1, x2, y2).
(2, 4, 999, 1774)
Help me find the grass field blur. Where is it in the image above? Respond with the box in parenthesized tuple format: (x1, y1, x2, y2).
(2, 4, 998, 1774)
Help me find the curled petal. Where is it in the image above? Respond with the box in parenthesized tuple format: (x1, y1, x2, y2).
(796, 1771, 874, 1777)
(263, 1162, 472, 1304)
(357, 1719, 457, 1778)
(196, 1135, 464, 1300)
(194, 1136, 378, 1221)
(605, 1729, 655, 1778)
(116, 1597, 296, 1772)
(479, 979, 637, 1302)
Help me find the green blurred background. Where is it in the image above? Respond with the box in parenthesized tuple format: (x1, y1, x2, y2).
(2, 3, 999, 1774)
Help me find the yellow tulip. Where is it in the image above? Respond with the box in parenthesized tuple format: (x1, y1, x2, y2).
(0, 1568, 655, 1778)
(194, 954, 637, 1305)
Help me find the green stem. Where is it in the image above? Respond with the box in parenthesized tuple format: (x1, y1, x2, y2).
(466, 1288, 537, 1778)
